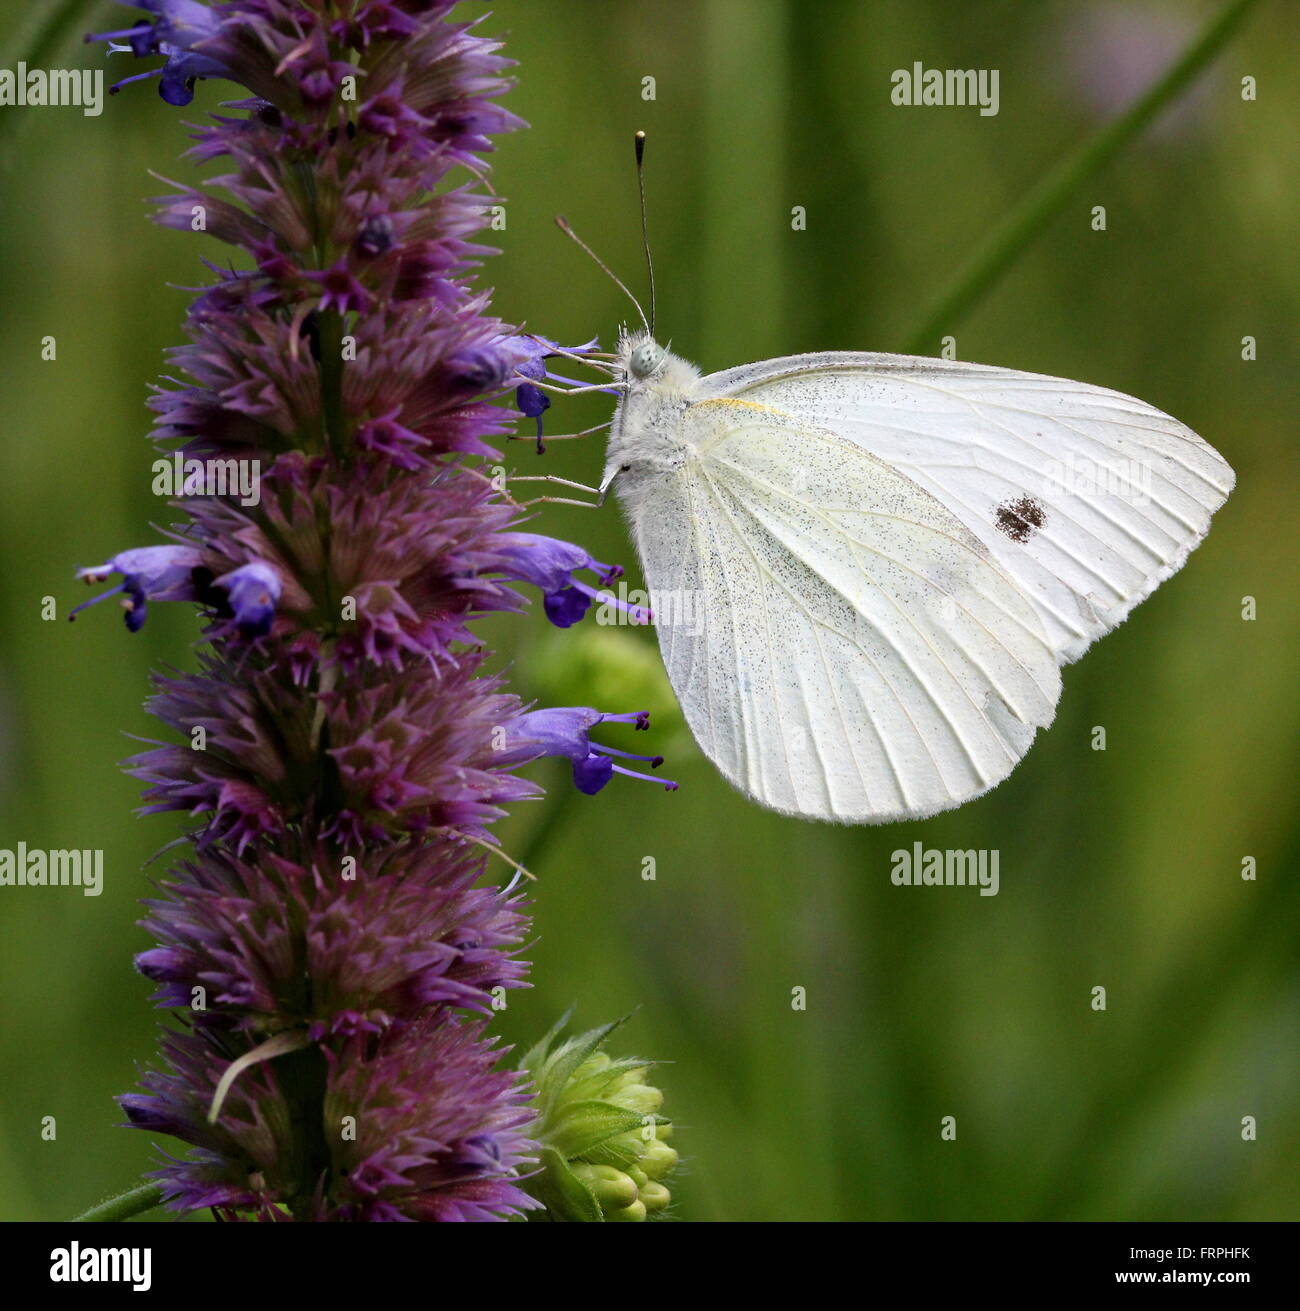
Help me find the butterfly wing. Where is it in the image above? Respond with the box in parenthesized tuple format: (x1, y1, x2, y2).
(625, 400, 1062, 823)
(699, 354, 1234, 662)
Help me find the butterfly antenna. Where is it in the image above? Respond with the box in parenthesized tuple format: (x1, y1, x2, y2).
(634, 130, 657, 337)
(554, 215, 650, 335)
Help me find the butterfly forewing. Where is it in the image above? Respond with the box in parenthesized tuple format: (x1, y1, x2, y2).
(700, 354, 1235, 663)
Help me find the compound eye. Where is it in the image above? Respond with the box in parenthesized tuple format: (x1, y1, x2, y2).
(629, 342, 666, 378)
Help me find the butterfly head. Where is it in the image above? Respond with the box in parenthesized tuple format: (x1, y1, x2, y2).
(628, 338, 668, 379)
(615, 329, 696, 393)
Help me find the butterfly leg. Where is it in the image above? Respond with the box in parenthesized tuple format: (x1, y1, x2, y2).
(514, 376, 628, 398)
(509, 473, 608, 509)
(525, 496, 604, 509)
(506, 421, 611, 443)
(521, 338, 619, 374)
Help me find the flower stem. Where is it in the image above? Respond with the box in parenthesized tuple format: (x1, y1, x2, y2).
(317, 310, 347, 461)
(72, 1182, 165, 1224)
(901, 0, 1263, 355)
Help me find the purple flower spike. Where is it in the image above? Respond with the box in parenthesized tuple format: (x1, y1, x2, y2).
(75, 0, 675, 1224)
(496, 532, 650, 628)
(70, 544, 206, 631)
(504, 707, 677, 795)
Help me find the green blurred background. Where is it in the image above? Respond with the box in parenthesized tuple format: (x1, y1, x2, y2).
(1, 0, 1296, 1221)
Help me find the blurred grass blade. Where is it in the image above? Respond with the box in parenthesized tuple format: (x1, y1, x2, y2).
(902, 0, 1263, 354)
(0, 1, 107, 142)
(1, 0, 104, 70)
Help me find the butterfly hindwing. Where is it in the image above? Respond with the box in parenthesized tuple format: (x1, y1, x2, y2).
(628, 399, 1062, 822)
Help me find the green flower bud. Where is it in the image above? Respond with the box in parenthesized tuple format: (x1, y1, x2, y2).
(614, 1083, 664, 1116)
(640, 1138, 679, 1181)
(520, 1013, 678, 1222)
(606, 1199, 647, 1222)
(571, 1163, 639, 1210)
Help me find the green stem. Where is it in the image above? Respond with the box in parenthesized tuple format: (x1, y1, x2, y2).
(279, 1042, 334, 1222)
(901, 0, 1263, 355)
(316, 310, 347, 461)
(516, 782, 578, 876)
(73, 1182, 165, 1223)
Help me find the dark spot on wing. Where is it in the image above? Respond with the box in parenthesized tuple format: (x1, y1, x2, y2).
(994, 495, 1046, 543)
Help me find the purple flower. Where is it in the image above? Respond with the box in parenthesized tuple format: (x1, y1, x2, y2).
(88, 0, 231, 105)
(70, 544, 206, 631)
(504, 707, 678, 795)
(309, 261, 373, 315)
(514, 355, 551, 439)
(359, 86, 433, 142)
(355, 216, 396, 259)
(353, 409, 430, 470)
(331, 4, 422, 49)
(497, 532, 652, 628)
(504, 335, 605, 451)
(447, 345, 513, 393)
(88, 0, 217, 59)
(211, 561, 281, 638)
(71, 546, 284, 640)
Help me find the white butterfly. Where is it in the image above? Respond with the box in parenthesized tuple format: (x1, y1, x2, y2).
(583, 331, 1233, 824)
